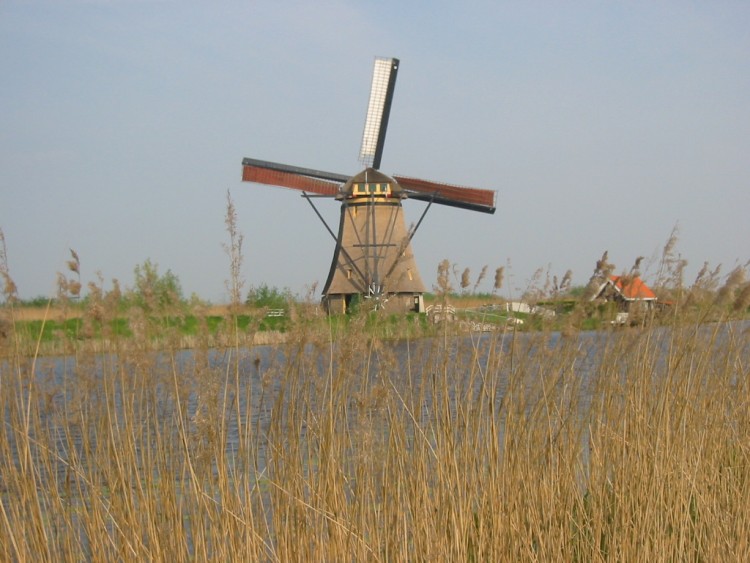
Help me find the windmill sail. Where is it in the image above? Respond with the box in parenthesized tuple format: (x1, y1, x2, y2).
(359, 57, 399, 170)
(394, 175, 496, 214)
(241, 158, 345, 196)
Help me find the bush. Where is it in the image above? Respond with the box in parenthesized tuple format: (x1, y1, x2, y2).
(246, 284, 291, 310)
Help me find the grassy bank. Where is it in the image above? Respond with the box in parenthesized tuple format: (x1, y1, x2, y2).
(2, 298, 300, 356)
(0, 294, 690, 356)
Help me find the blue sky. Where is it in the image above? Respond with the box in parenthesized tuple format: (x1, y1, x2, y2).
(2, 1, 748, 302)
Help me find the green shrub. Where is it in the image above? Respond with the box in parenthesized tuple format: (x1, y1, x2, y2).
(246, 284, 291, 310)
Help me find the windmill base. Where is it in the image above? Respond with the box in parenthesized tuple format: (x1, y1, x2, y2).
(323, 293, 425, 315)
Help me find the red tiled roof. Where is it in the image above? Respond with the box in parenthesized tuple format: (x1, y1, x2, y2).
(610, 275, 657, 300)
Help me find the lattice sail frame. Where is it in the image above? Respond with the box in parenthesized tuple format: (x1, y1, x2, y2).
(359, 57, 399, 170)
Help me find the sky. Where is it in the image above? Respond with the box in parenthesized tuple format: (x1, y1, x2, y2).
(1, 0, 749, 303)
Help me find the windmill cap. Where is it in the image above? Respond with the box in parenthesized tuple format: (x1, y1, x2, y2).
(340, 168, 403, 197)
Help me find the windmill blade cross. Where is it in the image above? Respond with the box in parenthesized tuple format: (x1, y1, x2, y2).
(240, 56, 496, 315)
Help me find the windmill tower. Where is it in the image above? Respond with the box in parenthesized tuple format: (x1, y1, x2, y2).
(242, 57, 496, 314)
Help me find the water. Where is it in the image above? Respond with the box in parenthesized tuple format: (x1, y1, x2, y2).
(8, 322, 747, 480)
(3, 320, 748, 516)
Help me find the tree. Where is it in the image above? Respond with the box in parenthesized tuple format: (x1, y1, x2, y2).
(130, 259, 183, 313)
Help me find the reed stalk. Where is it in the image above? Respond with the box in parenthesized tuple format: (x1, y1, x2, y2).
(1, 231, 749, 559)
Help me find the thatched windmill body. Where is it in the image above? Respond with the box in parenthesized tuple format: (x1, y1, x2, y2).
(242, 58, 496, 314)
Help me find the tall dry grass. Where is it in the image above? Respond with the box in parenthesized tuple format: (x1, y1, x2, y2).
(1, 228, 750, 560)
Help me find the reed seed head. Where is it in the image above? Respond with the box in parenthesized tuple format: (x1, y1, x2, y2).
(460, 268, 470, 290)
(494, 266, 504, 291)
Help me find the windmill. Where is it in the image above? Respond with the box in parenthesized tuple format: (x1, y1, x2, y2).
(242, 57, 496, 314)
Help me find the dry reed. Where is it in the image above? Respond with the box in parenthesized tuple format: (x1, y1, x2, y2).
(1, 232, 750, 560)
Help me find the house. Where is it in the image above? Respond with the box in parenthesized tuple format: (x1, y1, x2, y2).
(591, 275, 658, 312)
